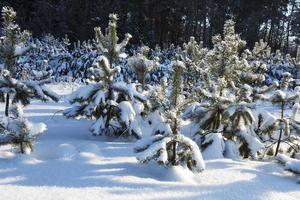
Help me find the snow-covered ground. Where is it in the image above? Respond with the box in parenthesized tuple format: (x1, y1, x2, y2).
(0, 83, 300, 200)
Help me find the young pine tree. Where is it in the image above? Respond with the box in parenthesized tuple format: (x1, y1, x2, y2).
(257, 72, 300, 156)
(0, 7, 59, 153)
(134, 61, 205, 172)
(0, 7, 35, 116)
(183, 20, 268, 159)
(0, 104, 46, 154)
(128, 46, 158, 90)
(64, 14, 145, 139)
(181, 36, 208, 91)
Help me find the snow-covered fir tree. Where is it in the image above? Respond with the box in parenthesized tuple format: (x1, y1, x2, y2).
(251, 39, 271, 62)
(14, 34, 74, 82)
(181, 36, 208, 91)
(70, 39, 98, 82)
(127, 45, 158, 90)
(205, 20, 265, 93)
(0, 104, 46, 154)
(0, 7, 59, 116)
(183, 83, 265, 159)
(64, 14, 145, 139)
(0, 6, 34, 116)
(134, 61, 205, 172)
(182, 20, 269, 159)
(256, 72, 300, 156)
(93, 14, 132, 64)
(251, 40, 300, 86)
(0, 7, 59, 153)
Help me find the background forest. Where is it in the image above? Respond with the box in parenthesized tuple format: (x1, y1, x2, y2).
(0, 0, 299, 53)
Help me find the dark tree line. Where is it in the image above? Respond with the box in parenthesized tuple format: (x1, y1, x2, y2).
(0, 0, 299, 53)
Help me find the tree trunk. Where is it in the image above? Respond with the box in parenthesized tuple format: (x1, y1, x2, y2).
(5, 94, 10, 117)
(268, 19, 274, 49)
(20, 142, 24, 154)
(285, 1, 295, 53)
(275, 101, 285, 156)
(104, 89, 113, 128)
(170, 118, 179, 165)
(172, 139, 177, 165)
(201, 0, 207, 46)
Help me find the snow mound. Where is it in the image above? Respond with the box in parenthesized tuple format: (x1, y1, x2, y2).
(34, 143, 77, 160)
(118, 101, 136, 126)
(56, 143, 77, 160)
(78, 143, 100, 154)
(224, 140, 240, 159)
(30, 122, 47, 136)
(277, 154, 300, 173)
(140, 162, 201, 184)
(166, 165, 201, 183)
(0, 149, 16, 160)
(202, 133, 225, 160)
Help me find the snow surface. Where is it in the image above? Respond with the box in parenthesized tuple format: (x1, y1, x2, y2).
(0, 84, 300, 200)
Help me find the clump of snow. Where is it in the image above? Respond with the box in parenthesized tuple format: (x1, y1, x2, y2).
(136, 136, 171, 164)
(277, 154, 300, 173)
(146, 111, 171, 135)
(118, 101, 136, 126)
(142, 163, 201, 183)
(224, 140, 240, 159)
(0, 148, 16, 159)
(34, 143, 77, 160)
(202, 132, 225, 160)
(90, 116, 105, 135)
(29, 122, 47, 137)
(78, 143, 100, 154)
(237, 127, 264, 158)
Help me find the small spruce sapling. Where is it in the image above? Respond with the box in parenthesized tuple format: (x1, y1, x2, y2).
(93, 14, 132, 64)
(0, 7, 35, 116)
(0, 7, 58, 113)
(64, 14, 145, 139)
(0, 104, 46, 154)
(184, 83, 264, 159)
(183, 20, 266, 159)
(0, 7, 59, 153)
(134, 61, 205, 172)
(128, 46, 158, 90)
(257, 72, 300, 156)
(251, 39, 271, 62)
(182, 37, 208, 91)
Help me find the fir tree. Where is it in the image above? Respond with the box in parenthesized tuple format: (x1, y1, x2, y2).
(252, 39, 271, 62)
(135, 61, 205, 172)
(257, 72, 300, 156)
(0, 7, 58, 112)
(0, 104, 46, 154)
(64, 14, 145, 139)
(0, 7, 59, 153)
(183, 83, 264, 159)
(181, 36, 208, 91)
(182, 20, 270, 159)
(94, 14, 132, 64)
(0, 7, 35, 116)
(128, 45, 158, 90)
